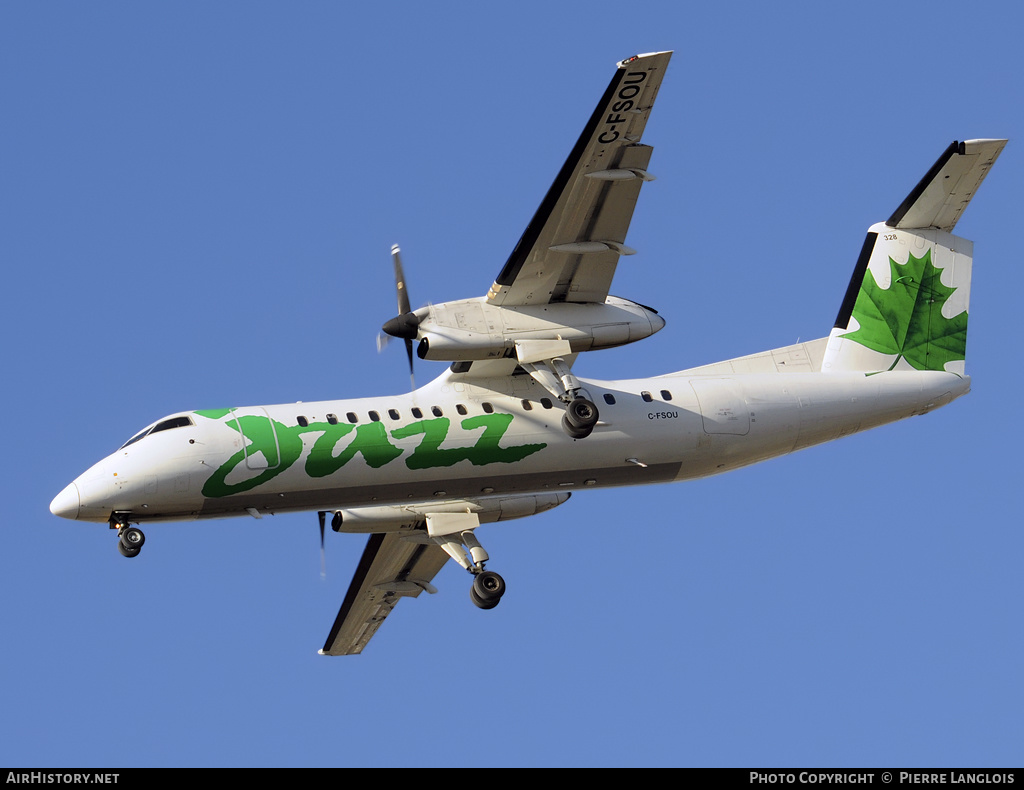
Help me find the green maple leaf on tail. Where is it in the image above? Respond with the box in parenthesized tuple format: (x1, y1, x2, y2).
(841, 249, 967, 372)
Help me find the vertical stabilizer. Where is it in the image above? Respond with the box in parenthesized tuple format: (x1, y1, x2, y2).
(822, 139, 1004, 375)
(823, 226, 972, 374)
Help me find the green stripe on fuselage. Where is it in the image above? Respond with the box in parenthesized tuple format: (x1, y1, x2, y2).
(197, 411, 546, 498)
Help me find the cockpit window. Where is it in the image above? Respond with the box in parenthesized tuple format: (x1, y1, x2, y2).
(119, 416, 193, 449)
(120, 427, 152, 450)
(151, 416, 194, 434)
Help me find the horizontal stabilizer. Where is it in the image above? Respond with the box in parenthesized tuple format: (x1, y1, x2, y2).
(887, 139, 1006, 232)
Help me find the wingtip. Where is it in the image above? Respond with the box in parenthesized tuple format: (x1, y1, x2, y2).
(617, 50, 673, 67)
(960, 138, 1008, 156)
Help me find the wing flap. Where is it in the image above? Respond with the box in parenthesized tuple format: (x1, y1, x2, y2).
(488, 51, 672, 307)
(887, 139, 1006, 232)
(320, 533, 449, 656)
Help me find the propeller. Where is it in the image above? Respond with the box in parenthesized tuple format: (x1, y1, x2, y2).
(379, 244, 421, 389)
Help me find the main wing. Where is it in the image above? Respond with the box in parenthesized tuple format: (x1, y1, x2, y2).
(487, 51, 672, 307)
(320, 533, 449, 656)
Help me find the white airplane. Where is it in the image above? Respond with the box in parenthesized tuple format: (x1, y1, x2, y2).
(50, 51, 1005, 655)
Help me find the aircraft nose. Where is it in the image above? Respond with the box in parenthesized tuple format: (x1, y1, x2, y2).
(49, 482, 81, 520)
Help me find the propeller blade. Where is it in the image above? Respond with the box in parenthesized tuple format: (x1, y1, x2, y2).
(382, 243, 419, 390)
(318, 511, 326, 578)
(392, 244, 411, 316)
(405, 338, 415, 390)
(382, 245, 421, 340)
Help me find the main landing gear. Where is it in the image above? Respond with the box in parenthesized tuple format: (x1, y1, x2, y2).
(470, 569, 506, 610)
(426, 512, 508, 609)
(515, 342, 600, 439)
(562, 396, 599, 439)
(111, 514, 145, 558)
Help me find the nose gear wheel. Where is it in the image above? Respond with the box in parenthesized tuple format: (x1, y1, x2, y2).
(114, 521, 146, 559)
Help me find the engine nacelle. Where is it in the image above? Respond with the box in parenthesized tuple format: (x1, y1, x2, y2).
(412, 296, 664, 361)
(331, 492, 570, 533)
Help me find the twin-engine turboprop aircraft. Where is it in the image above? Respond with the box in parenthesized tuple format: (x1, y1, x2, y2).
(50, 51, 1005, 655)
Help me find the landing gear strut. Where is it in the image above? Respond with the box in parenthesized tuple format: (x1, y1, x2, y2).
(515, 342, 600, 439)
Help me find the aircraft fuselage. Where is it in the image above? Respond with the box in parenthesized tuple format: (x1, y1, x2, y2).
(51, 365, 968, 526)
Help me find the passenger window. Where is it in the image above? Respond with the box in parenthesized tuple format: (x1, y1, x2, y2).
(641, 391, 653, 403)
(456, 404, 468, 415)
(541, 398, 553, 409)
(661, 390, 673, 401)
(346, 412, 358, 424)
(296, 416, 308, 427)
(482, 402, 494, 414)
(368, 411, 380, 422)
(411, 407, 423, 419)
(326, 414, 338, 425)
(388, 409, 400, 420)
(521, 400, 533, 411)
(431, 406, 443, 417)
(603, 393, 616, 405)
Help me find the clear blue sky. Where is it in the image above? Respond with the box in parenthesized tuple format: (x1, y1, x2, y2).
(3, 0, 1022, 768)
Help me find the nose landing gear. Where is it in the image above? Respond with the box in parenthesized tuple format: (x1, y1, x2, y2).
(110, 515, 145, 558)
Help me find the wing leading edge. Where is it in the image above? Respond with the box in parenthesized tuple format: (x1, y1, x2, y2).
(487, 51, 672, 307)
